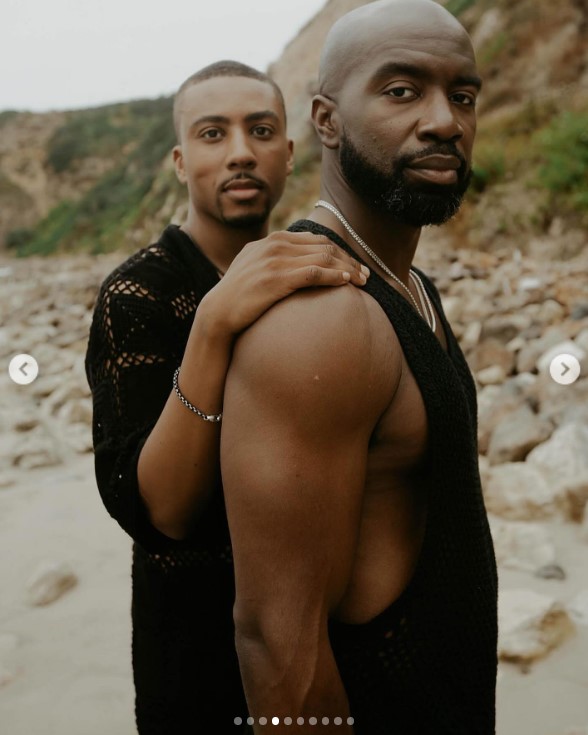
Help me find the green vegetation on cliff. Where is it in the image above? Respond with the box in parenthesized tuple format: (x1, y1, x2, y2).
(11, 96, 181, 256)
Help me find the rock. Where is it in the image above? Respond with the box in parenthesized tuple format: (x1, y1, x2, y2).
(487, 403, 552, 465)
(63, 423, 93, 453)
(477, 379, 531, 454)
(57, 397, 92, 426)
(534, 563, 566, 580)
(567, 590, 588, 627)
(468, 338, 515, 375)
(476, 365, 506, 386)
(440, 295, 463, 323)
(518, 276, 544, 293)
(517, 327, 569, 373)
(489, 517, 556, 572)
(498, 588, 575, 662)
(480, 313, 532, 344)
(460, 320, 482, 351)
(43, 380, 90, 416)
(575, 328, 588, 353)
(10, 428, 63, 470)
(571, 303, 588, 320)
(527, 423, 588, 485)
(25, 560, 78, 606)
(559, 473, 588, 522)
(485, 462, 564, 519)
(536, 298, 566, 324)
(536, 340, 587, 375)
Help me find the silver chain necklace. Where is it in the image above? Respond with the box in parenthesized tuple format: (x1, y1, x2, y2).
(315, 200, 436, 332)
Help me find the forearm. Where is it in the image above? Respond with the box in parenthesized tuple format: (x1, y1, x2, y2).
(236, 630, 354, 734)
(137, 300, 233, 538)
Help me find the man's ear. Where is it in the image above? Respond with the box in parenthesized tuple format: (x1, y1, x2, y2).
(311, 95, 340, 150)
(286, 139, 295, 176)
(173, 145, 187, 185)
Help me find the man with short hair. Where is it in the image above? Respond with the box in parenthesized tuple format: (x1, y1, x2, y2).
(221, 3, 498, 734)
(85, 60, 368, 734)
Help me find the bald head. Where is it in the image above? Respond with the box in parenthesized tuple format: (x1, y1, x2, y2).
(319, 0, 474, 97)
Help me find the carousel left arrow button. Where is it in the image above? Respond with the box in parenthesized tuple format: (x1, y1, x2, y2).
(8, 354, 39, 385)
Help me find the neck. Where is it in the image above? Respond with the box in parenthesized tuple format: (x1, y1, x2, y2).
(182, 207, 268, 274)
(310, 179, 421, 284)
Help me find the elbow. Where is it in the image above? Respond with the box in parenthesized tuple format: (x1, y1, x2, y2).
(144, 504, 191, 541)
(233, 603, 319, 685)
(137, 486, 191, 541)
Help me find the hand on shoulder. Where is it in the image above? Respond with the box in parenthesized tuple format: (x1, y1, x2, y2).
(197, 230, 370, 338)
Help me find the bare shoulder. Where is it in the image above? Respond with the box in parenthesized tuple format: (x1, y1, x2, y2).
(229, 285, 401, 421)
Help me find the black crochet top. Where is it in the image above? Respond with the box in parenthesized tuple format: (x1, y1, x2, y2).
(85, 222, 497, 734)
(86, 225, 247, 733)
(290, 221, 498, 735)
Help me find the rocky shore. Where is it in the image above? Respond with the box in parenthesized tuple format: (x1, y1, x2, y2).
(0, 239, 587, 735)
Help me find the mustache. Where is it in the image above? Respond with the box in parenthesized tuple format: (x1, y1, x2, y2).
(399, 144, 468, 174)
(221, 173, 266, 189)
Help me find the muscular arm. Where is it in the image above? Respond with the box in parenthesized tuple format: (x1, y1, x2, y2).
(136, 232, 369, 539)
(221, 287, 397, 733)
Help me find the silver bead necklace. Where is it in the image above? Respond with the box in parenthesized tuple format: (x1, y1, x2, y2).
(315, 200, 436, 332)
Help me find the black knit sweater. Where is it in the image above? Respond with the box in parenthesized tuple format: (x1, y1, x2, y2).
(86, 221, 498, 734)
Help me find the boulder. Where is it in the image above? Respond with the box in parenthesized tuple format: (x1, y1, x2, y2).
(559, 473, 588, 522)
(25, 560, 78, 606)
(485, 462, 564, 519)
(476, 365, 506, 386)
(536, 340, 586, 375)
(498, 588, 575, 662)
(468, 338, 515, 375)
(489, 517, 556, 573)
(487, 403, 552, 465)
(480, 313, 532, 344)
(526, 423, 588, 485)
(516, 327, 570, 373)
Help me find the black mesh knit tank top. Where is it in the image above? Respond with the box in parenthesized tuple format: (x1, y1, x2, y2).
(289, 220, 498, 735)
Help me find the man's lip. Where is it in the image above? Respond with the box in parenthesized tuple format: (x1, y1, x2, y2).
(407, 155, 461, 171)
(223, 179, 263, 191)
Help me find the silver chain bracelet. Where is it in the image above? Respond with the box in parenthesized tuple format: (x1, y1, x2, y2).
(173, 367, 222, 423)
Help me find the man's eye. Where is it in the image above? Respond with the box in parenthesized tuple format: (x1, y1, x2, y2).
(253, 125, 273, 137)
(451, 93, 476, 106)
(386, 87, 418, 100)
(201, 129, 223, 139)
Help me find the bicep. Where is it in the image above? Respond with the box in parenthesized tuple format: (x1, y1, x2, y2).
(220, 289, 391, 627)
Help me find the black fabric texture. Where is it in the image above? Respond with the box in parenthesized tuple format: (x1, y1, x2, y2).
(86, 225, 248, 733)
(290, 219, 498, 735)
(86, 220, 497, 734)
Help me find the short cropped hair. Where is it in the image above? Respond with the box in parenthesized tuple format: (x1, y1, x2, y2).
(173, 60, 287, 141)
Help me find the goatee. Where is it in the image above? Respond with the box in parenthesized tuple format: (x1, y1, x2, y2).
(339, 131, 472, 227)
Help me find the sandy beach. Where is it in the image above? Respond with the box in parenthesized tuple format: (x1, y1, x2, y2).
(0, 452, 586, 734)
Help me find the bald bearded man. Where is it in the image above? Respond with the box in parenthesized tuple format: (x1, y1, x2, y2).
(221, 3, 498, 734)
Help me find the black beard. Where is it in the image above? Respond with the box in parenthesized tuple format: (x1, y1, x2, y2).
(220, 211, 269, 229)
(339, 131, 472, 227)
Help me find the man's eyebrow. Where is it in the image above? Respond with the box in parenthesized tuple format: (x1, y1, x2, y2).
(371, 61, 482, 90)
(188, 110, 280, 131)
(189, 114, 230, 130)
(244, 110, 280, 124)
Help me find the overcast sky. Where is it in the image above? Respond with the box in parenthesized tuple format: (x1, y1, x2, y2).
(1, 0, 326, 113)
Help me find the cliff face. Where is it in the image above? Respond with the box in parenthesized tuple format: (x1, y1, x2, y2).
(0, 0, 587, 256)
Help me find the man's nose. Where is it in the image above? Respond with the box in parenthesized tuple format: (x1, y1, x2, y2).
(227, 130, 256, 170)
(416, 94, 464, 143)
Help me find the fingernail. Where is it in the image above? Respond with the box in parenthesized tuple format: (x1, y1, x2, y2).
(360, 265, 370, 277)
(358, 273, 367, 284)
